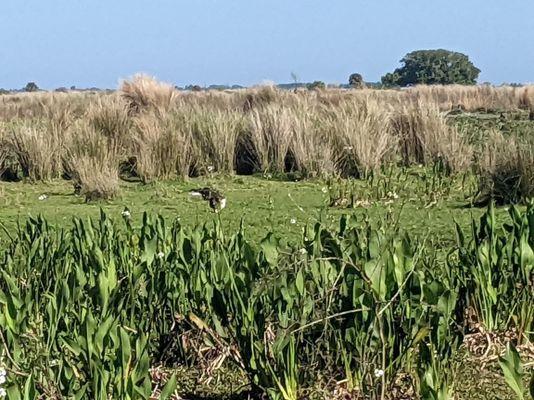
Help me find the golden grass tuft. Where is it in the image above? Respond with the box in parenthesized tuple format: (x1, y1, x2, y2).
(476, 131, 534, 204)
(132, 111, 194, 182)
(64, 121, 120, 201)
(120, 74, 177, 114)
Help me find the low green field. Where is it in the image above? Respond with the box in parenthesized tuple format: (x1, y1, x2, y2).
(0, 170, 509, 246)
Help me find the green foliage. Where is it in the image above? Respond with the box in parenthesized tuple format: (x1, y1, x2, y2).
(0, 202, 531, 399)
(23, 82, 39, 92)
(306, 81, 325, 90)
(498, 343, 526, 400)
(454, 203, 534, 336)
(349, 73, 364, 88)
(381, 49, 481, 87)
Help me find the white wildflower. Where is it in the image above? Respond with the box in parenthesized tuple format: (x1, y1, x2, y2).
(299, 248, 307, 255)
(121, 210, 131, 218)
(38, 194, 47, 201)
(374, 368, 384, 378)
(343, 146, 354, 151)
(321, 187, 328, 193)
(0, 368, 6, 377)
(0, 375, 5, 384)
(157, 251, 165, 259)
(0, 388, 6, 397)
(290, 218, 297, 224)
(207, 165, 214, 172)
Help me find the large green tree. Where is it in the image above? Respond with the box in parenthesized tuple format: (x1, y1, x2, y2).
(381, 49, 480, 87)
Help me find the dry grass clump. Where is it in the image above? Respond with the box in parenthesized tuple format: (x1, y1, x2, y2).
(392, 102, 472, 173)
(247, 104, 293, 173)
(476, 131, 534, 204)
(87, 95, 132, 144)
(407, 85, 524, 112)
(7, 121, 64, 181)
(132, 111, 194, 182)
(65, 122, 120, 201)
(517, 86, 534, 118)
(242, 84, 285, 112)
(327, 98, 396, 177)
(189, 107, 245, 174)
(120, 74, 177, 114)
(289, 102, 335, 178)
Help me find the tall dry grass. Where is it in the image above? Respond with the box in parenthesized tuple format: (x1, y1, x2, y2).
(476, 131, 534, 204)
(120, 74, 177, 114)
(189, 107, 245, 174)
(325, 98, 396, 177)
(247, 104, 294, 173)
(64, 121, 120, 201)
(2, 79, 533, 190)
(7, 122, 64, 181)
(132, 111, 194, 182)
(289, 101, 335, 177)
(392, 101, 472, 173)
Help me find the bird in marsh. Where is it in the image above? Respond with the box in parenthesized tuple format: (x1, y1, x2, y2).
(189, 187, 226, 212)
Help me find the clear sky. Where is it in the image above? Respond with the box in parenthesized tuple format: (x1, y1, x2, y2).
(1, 0, 533, 89)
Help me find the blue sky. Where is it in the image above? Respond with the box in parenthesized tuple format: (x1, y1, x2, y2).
(1, 0, 532, 89)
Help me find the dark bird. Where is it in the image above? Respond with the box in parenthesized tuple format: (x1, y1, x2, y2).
(189, 187, 226, 212)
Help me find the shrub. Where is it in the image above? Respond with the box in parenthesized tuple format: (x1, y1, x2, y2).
(307, 81, 326, 91)
(348, 73, 365, 89)
(24, 81, 39, 92)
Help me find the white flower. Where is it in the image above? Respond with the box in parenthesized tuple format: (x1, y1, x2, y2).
(265, 173, 273, 179)
(38, 194, 47, 201)
(0, 368, 6, 377)
(121, 210, 131, 218)
(157, 251, 165, 259)
(343, 146, 354, 151)
(290, 218, 297, 224)
(299, 248, 307, 255)
(207, 165, 214, 172)
(0, 388, 6, 397)
(321, 187, 328, 193)
(0, 375, 5, 384)
(374, 368, 384, 378)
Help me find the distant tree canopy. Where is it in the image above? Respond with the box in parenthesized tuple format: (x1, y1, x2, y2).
(24, 82, 39, 92)
(349, 73, 364, 88)
(307, 81, 326, 90)
(381, 49, 480, 87)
